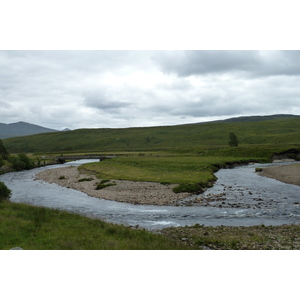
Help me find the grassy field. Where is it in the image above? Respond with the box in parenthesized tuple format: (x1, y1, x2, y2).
(78, 154, 264, 193)
(3, 117, 300, 153)
(0, 201, 190, 250)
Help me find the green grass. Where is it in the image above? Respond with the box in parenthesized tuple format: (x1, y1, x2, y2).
(78, 155, 266, 193)
(0, 202, 190, 250)
(2, 201, 300, 250)
(3, 117, 300, 153)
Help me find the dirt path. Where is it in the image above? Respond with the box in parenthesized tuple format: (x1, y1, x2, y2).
(260, 163, 300, 186)
(35, 166, 191, 206)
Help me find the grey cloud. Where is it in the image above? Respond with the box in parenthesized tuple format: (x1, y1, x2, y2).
(84, 89, 133, 114)
(0, 101, 11, 108)
(154, 50, 300, 77)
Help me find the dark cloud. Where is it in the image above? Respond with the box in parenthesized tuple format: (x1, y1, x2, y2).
(154, 50, 300, 77)
(85, 97, 132, 113)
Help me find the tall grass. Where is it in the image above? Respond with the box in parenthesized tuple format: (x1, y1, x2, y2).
(0, 202, 190, 250)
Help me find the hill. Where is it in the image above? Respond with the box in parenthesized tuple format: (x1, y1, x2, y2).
(0, 121, 58, 139)
(211, 114, 300, 123)
(3, 115, 300, 153)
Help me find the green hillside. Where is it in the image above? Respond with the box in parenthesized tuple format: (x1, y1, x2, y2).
(3, 116, 300, 154)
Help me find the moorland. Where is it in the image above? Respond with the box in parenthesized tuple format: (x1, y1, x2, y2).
(1, 114, 300, 249)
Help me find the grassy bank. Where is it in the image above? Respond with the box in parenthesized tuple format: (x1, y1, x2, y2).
(78, 154, 266, 193)
(2, 201, 300, 250)
(161, 224, 300, 250)
(0, 202, 189, 250)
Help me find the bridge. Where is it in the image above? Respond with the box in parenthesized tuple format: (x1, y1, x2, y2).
(55, 155, 113, 164)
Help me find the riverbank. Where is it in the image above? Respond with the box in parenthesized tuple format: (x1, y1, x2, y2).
(35, 166, 191, 206)
(3, 200, 300, 250)
(161, 223, 300, 250)
(260, 162, 300, 186)
(0, 201, 189, 250)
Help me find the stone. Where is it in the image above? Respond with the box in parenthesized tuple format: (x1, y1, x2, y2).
(10, 247, 23, 250)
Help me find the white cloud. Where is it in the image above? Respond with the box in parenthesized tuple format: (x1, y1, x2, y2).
(1, 50, 300, 130)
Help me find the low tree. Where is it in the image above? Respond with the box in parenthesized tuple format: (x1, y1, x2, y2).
(0, 139, 9, 160)
(0, 181, 11, 202)
(229, 132, 239, 147)
(8, 153, 34, 171)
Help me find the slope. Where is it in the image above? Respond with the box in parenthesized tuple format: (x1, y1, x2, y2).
(3, 115, 300, 154)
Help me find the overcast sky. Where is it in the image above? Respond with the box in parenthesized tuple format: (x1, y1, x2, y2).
(1, 50, 300, 130)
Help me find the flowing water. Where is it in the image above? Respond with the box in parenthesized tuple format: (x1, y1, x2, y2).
(1, 160, 300, 230)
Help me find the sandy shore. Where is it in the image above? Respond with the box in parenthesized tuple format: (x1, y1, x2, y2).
(260, 163, 300, 186)
(35, 166, 191, 206)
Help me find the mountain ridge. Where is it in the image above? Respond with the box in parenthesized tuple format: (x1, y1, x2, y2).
(208, 114, 300, 124)
(0, 121, 58, 139)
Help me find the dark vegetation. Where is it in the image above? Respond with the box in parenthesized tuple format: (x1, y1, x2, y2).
(0, 181, 11, 203)
(0, 139, 34, 173)
(229, 132, 238, 147)
(95, 179, 116, 190)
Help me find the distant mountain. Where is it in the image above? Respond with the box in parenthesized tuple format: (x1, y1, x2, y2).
(0, 121, 58, 139)
(210, 114, 300, 123)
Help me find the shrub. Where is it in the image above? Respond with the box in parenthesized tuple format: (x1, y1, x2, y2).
(0, 158, 4, 168)
(100, 179, 110, 184)
(172, 183, 204, 194)
(0, 181, 11, 202)
(8, 153, 34, 171)
(0, 139, 9, 160)
(229, 132, 239, 147)
(78, 178, 93, 182)
(95, 180, 116, 190)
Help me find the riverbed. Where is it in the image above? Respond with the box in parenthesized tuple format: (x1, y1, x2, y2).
(1, 160, 300, 230)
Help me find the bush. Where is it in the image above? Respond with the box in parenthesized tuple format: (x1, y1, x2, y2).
(78, 178, 93, 182)
(229, 132, 239, 147)
(172, 183, 204, 194)
(8, 153, 34, 171)
(0, 139, 9, 160)
(95, 180, 116, 190)
(0, 181, 11, 202)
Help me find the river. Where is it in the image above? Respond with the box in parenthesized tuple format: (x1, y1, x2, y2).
(1, 160, 300, 230)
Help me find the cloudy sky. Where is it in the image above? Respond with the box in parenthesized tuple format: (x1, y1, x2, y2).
(1, 50, 300, 130)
